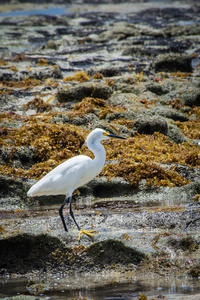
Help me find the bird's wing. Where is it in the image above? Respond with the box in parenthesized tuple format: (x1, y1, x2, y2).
(27, 173, 63, 196)
(27, 155, 93, 197)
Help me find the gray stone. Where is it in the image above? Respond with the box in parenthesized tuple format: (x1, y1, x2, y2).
(153, 53, 192, 72)
(56, 82, 113, 103)
(134, 116, 168, 135)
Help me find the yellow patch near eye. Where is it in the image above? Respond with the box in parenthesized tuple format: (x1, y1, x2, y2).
(103, 132, 109, 136)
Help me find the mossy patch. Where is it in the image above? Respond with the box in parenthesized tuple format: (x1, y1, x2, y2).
(69, 97, 126, 119)
(9, 65, 18, 72)
(177, 107, 200, 140)
(23, 96, 52, 113)
(0, 111, 27, 123)
(102, 133, 199, 187)
(0, 121, 87, 179)
(63, 71, 90, 82)
(103, 160, 189, 188)
(37, 58, 48, 66)
(113, 118, 135, 129)
(0, 110, 199, 187)
(2, 77, 41, 88)
(104, 133, 199, 167)
(0, 59, 8, 66)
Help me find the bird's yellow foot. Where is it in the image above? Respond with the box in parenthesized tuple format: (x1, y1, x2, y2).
(78, 229, 99, 241)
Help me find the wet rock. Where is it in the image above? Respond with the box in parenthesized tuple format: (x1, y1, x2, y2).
(167, 123, 189, 144)
(0, 232, 145, 278)
(0, 93, 18, 106)
(134, 116, 168, 135)
(164, 24, 200, 37)
(0, 69, 25, 81)
(96, 208, 200, 231)
(173, 165, 200, 182)
(0, 233, 70, 273)
(178, 179, 200, 197)
(30, 65, 62, 80)
(50, 113, 89, 127)
(0, 174, 30, 200)
(106, 111, 138, 123)
(85, 239, 145, 266)
(188, 264, 200, 278)
(146, 83, 169, 95)
(98, 22, 140, 41)
(88, 66, 121, 77)
(133, 112, 190, 143)
(135, 6, 194, 27)
(152, 107, 189, 122)
(79, 177, 133, 199)
(46, 39, 57, 50)
(153, 53, 192, 72)
(122, 46, 161, 57)
(168, 235, 199, 251)
(0, 146, 37, 169)
(180, 89, 200, 107)
(56, 82, 113, 103)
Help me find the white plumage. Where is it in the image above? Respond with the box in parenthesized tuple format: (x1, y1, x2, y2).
(27, 128, 125, 239)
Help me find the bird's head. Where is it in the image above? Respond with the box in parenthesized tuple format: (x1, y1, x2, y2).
(86, 128, 125, 147)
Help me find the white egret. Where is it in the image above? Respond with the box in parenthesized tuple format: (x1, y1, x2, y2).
(27, 128, 125, 240)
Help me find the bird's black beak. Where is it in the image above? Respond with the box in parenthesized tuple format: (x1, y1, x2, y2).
(107, 133, 126, 140)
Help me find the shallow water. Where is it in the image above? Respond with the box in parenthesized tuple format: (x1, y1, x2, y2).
(1, 276, 200, 299)
(0, 0, 193, 18)
(0, 6, 68, 17)
(1, 194, 199, 300)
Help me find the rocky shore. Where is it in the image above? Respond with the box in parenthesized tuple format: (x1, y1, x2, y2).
(0, 0, 200, 299)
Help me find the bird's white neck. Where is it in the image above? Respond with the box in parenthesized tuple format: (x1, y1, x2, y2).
(88, 139, 106, 169)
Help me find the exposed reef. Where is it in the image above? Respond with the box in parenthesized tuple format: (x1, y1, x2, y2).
(0, 0, 200, 298)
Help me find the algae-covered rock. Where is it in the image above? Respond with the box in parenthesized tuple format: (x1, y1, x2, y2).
(134, 116, 168, 135)
(46, 39, 58, 50)
(168, 235, 199, 252)
(0, 146, 37, 169)
(0, 174, 30, 200)
(180, 89, 200, 107)
(152, 107, 189, 122)
(0, 233, 145, 275)
(0, 233, 71, 273)
(188, 264, 200, 278)
(167, 123, 189, 144)
(84, 239, 145, 266)
(146, 82, 169, 95)
(98, 21, 140, 41)
(153, 53, 192, 72)
(56, 83, 112, 103)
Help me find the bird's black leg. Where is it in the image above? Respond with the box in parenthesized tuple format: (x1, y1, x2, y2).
(69, 195, 98, 241)
(59, 196, 69, 232)
(69, 195, 81, 230)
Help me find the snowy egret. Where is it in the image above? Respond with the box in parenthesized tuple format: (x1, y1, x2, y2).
(27, 128, 125, 240)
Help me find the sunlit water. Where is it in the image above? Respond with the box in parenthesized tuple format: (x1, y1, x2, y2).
(1, 276, 200, 299)
(0, 7, 68, 17)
